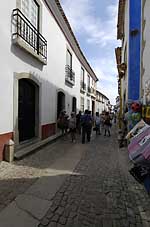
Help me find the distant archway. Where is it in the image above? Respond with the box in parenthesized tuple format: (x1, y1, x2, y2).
(57, 91, 65, 118)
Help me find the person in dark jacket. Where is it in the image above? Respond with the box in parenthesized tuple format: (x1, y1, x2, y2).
(81, 109, 92, 144)
(104, 112, 111, 136)
(76, 111, 82, 134)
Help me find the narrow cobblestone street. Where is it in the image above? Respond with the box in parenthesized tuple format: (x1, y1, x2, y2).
(0, 127, 150, 227)
(38, 127, 150, 227)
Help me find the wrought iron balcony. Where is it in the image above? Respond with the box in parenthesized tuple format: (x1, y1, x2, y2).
(80, 81, 86, 91)
(12, 8, 47, 62)
(65, 65, 75, 85)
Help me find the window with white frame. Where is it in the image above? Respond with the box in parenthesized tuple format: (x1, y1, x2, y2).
(21, 0, 39, 29)
(80, 97, 84, 112)
(87, 75, 90, 87)
(81, 68, 84, 82)
(66, 49, 72, 68)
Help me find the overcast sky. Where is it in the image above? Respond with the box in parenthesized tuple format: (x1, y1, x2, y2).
(61, 0, 120, 104)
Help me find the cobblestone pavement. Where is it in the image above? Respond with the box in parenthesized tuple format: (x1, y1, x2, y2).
(37, 127, 150, 227)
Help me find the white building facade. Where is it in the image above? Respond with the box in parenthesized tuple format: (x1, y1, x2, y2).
(0, 0, 98, 160)
(96, 90, 109, 113)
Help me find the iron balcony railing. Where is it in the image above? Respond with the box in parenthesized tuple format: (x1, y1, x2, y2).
(80, 81, 86, 91)
(12, 8, 47, 61)
(65, 65, 75, 85)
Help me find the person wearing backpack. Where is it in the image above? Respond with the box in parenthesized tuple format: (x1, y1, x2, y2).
(81, 109, 93, 144)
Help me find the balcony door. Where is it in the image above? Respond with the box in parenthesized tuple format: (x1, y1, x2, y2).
(21, 0, 39, 29)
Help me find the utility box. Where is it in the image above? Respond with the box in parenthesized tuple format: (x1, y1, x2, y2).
(4, 139, 14, 163)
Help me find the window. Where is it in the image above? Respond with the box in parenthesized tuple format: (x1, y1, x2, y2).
(80, 97, 84, 112)
(87, 99, 90, 110)
(81, 68, 84, 82)
(21, 0, 39, 29)
(65, 49, 75, 85)
(87, 75, 90, 87)
(92, 79, 94, 86)
(66, 49, 72, 68)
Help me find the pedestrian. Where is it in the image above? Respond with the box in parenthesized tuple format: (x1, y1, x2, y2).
(64, 111, 69, 135)
(88, 110, 93, 137)
(104, 112, 111, 136)
(95, 112, 101, 135)
(81, 109, 93, 144)
(100, 111, 105, 133)
(69, 112, 76, 142)
(76, 111, 82, 134)
(57, 111, 65, 136)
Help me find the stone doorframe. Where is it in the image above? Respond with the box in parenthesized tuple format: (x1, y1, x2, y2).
(13, 72, 42, 148)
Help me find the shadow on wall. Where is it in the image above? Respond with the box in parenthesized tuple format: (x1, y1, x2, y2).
(11, 44, 44, 71)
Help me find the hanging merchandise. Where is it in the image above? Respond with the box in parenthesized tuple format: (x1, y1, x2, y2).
(127, 119, 150, 194)
(126, 119, 147, 140)
(128, 126, 150, 164)
(126, 101, 141, 130)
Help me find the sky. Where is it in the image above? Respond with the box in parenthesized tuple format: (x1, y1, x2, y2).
(60, 0, 120, 105)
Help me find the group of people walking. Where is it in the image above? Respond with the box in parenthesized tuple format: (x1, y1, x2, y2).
(57, 109, 112, 144)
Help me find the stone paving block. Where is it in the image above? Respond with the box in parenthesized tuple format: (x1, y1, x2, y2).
(55, 207, 64, 216)
(40, 217, 50, 226)
(51, 214, 59, 222)
(58, 216, 67, 225)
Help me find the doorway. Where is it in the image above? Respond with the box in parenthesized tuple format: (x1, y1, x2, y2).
(92, 100, 95, 116)
(72, 97, 77, 113)
(18, 79, 37, 142)
(57, 91, 65, 118)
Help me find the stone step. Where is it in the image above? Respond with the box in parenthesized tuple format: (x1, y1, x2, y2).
(14, 133, 61, 159)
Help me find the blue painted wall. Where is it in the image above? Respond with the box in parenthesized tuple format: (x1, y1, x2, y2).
(128, 0, 141, 101)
